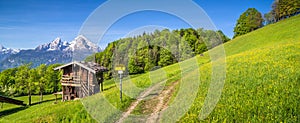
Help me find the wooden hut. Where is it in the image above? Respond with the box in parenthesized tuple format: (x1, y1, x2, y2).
(54, 61, 108, 101)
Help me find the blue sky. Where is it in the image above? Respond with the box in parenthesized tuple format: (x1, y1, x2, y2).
(0, 0, 274, 49)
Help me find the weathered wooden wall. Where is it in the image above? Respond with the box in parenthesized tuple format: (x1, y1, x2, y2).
(61, 64, 100, 100)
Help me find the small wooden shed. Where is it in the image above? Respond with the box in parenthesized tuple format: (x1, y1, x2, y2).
(54, 61, 108, 101)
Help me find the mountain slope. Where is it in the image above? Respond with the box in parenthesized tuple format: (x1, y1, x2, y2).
(1, 15, 299, 122)
(177, 14, 300, 122)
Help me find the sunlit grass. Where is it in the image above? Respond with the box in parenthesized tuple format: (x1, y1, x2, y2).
(180, 42, 300, 122)
(1, 14, 299, 123)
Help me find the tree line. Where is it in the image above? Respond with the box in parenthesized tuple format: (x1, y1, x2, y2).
(265, 0, 300, 24)
(233, 0, 300, 38)
(0, 64, 61, 105)
(87, 28, 230, 79)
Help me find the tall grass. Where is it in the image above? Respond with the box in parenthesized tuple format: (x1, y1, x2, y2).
(180, 42, 300, 122)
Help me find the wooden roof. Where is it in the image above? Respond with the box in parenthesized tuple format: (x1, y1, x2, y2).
(54, 61, 108, 74)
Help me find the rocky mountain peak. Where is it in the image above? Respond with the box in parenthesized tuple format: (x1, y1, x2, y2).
(0, 44, 19, 54)
(35, 35, 100, 52)
(0, 44, 5, 50)
(69, 35, 100, 52)
(35, 37, 68, 51)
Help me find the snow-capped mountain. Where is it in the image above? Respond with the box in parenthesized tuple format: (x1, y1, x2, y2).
(0, 44, 20, 65)
(68, 35, 100, 52)
(69, 35, 101, 61)
(0, 44, 20, 54)
(35, 37, 69, 51)
(35, 35, 100, 52)
(0, 35, 101, 71)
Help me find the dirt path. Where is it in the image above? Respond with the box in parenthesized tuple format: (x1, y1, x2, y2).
(146, 81, 178, 123)
(116, 81, 166, 123)
(116, 81, 178, 123)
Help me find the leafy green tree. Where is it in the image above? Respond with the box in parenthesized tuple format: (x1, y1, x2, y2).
(158, 49, 174, 67)
(36, 64, 47, 101)
(266, 0, 300, 23)
(29, 68, 39, 102)
(15, 64, 32, 105)
(85, 54, 96, 62)
(0, 68, 17, 95)
(271, 0, 281, 22)
(278, 0, 300, 19)
(128, 56, 139, 74)
(179, 37, 194, 61)
(233, 8, 264, 38)
(264, 12, 276, 25)
(45, 64, 62, 93)
(217, 30, 231, 43)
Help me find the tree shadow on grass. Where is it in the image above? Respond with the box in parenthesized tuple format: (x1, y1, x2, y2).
(104, 85, 116, 91)
(31, 98, 62, 106)
(0, 97, 62, 118)
(0, 106, 28, 118)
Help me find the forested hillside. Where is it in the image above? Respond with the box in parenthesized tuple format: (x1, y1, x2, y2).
(90, 28, 230, 79)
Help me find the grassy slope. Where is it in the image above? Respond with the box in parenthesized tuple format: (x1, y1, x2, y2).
(0, 15, 299, 122)
(0, 95, 96, 123)
(180, 43, 300, 122)
(178, 15, 300, 122)
(224, 14, 299, 56)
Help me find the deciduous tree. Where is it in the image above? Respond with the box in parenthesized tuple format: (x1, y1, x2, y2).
(233, 8, 264, 38)
(15, 64, 31, 105)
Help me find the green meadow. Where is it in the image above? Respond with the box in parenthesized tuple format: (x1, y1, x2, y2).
(1, 15, 299, 122)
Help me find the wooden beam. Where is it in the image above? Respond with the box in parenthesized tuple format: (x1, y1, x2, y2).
(88, 71, 90, 96)
(62, 86, 65, 101)
(61, 83, 81, 87)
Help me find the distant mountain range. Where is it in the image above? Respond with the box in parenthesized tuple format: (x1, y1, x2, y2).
(0, 45, 20, 62)
(0, 35, 100, 71)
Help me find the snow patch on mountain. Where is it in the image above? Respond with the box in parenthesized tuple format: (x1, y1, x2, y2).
(35, 35, 100, 52)
(35, 37, 69, 51)
(68, 35, 100, 52)
(0, 44, 20, 54)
